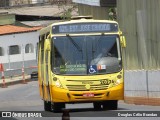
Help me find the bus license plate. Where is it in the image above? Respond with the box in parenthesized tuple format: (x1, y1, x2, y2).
(83, 93, 94, 97)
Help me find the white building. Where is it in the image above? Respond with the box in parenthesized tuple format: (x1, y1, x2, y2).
(0, 25, 41, 71)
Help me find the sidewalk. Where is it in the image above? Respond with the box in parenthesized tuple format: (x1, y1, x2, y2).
(0, 75, 34, 87)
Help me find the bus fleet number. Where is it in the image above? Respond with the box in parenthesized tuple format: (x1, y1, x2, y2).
(100, 79, 114, 85)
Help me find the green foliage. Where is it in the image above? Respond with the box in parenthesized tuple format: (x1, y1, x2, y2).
(108, 8, 117, 21)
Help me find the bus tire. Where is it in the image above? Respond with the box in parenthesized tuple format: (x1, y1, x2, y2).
(93, 102, 102, 110)
(44, 101, 51, 111)
(102, 100, 118, 110)
(52, 102, 65, 113)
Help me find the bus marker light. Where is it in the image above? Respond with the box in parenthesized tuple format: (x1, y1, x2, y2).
(53, 77, 57, 81)
(117, 75, 122, 79)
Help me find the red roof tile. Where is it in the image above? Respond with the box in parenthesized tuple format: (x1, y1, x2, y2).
(0, 25, 42, 35)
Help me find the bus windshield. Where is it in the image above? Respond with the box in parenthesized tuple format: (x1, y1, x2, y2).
(51, 35, 122, 75)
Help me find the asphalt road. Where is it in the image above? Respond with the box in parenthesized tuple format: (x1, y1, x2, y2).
(0, 81, 160, 120)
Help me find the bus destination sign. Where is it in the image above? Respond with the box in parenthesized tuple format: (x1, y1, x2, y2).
(52, 23, 118, 34)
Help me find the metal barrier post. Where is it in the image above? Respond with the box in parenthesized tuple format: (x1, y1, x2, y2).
(0, 63, 7, 88)
(62, 109, 70, 120)
(21, 66, 27, 84)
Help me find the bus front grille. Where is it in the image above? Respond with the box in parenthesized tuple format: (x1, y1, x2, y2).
(66, 84, 109, 91)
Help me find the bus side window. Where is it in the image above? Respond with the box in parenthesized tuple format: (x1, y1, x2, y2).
(51, 41, 55, 69)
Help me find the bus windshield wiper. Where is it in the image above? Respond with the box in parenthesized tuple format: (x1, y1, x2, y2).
(66, 34, 82, 51)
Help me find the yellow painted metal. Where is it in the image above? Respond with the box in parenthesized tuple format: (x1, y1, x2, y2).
(38, 17, 125, 103)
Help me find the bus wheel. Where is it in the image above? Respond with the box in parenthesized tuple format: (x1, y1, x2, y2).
(102, 100, 118, 110)
(52, 102, 65, 113)
(93, 102, 102, 110)
(44, 101, 51, 111)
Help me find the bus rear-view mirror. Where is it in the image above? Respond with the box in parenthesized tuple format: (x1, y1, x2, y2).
(120, 36, 126, 48)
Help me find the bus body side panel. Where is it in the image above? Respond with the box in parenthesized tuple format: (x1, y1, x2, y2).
(38, 43, 43, 99)
(43, 39, 52, 102)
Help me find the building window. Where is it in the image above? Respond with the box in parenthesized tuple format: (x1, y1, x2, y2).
(25, 43, 34, 53)
(0, 47, 4, 56)
(9, 45, 20, 55)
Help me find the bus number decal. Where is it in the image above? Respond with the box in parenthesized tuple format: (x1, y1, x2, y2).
(100, 79, 113, 85)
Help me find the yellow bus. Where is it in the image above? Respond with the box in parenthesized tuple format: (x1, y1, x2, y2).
(38, 16, 126, 112)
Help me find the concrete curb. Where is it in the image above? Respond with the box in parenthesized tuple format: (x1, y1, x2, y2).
(0, 79, 30, 88)
(0, 76, 38, 88)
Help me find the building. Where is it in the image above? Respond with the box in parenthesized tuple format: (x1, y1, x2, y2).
(0, 13, 42, 77)
(0, 13, 15, 25)
(0, 25, 41, 69)
(0, 0, 72, 8)
(72, 0, 116, 20)
(0, 0, 44, 7)
(72, 0, 160, 105)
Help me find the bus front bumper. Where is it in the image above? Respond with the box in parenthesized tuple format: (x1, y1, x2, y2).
(51, 84, 124, 103)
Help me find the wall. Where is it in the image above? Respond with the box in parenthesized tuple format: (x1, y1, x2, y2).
(117, 0, 160, 70)
(78, 4, 109, 20)
(8, 0, 71, 6)
(0, 0, 9, 7)
(0, 14, 15, 25)
(124, 70, 160, 105)
(10, 0, 31, 6)
(0, 31, 39, 70)
(117, 0, 160, 105)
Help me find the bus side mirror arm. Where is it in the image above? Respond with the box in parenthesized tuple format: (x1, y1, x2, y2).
(120, 36, 126, 48)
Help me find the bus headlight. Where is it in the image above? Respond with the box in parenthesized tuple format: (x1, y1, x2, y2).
(115, 79, 121, 85)
(55, 81, 62, 88)
(108, 79, 122, 88)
